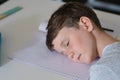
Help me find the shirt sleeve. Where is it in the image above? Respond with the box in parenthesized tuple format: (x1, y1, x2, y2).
(90, 65, 119, 80)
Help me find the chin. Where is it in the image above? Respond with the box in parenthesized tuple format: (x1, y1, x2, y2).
(85, 59, 94, 64)
(85, 61, 92, 64)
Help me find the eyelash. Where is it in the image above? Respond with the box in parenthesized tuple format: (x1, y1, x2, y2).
(66, 41, 69, 47)
(62, 40, 69, 48)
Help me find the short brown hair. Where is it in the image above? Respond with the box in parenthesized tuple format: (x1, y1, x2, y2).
(46, 2, 102, 51)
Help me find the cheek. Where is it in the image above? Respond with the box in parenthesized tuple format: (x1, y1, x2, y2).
(70, 37, 85, 53)
(80, 30, 97, 52)
(73, 33, 97, 63)
(70, 32, 90, 53)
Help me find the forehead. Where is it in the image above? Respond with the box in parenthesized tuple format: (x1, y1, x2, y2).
(53, 27, 69, 43)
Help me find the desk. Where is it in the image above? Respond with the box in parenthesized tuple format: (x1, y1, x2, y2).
(0, 60, 73, 80)
(0, 0, 120, 65)
(0, 0, 120, 80)
(0, 0, 64, 64)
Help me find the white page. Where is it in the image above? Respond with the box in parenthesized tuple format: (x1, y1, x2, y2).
(12, 31, 91, 80)
(12, 19, 119, 80)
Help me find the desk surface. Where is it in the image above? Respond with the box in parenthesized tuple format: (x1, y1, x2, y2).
(0, 0, 120, 64)
(0, 0, 64, 64)
(0, 60, 73, 80)
(0, 0, 120, 80)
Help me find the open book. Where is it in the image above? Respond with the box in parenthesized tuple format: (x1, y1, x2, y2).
(12, 29, 91, 80)
(12, 19, 119, 80)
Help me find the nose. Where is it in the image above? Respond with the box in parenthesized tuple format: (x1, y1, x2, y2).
(67, 52, 75, 59)
(66, 49, 75, 59)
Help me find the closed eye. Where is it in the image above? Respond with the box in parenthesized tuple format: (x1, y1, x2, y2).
(61, 39, 69, 48)
(66, 41, 69, 47)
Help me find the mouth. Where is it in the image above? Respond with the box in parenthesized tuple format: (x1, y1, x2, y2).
(77, 54, 81, 60)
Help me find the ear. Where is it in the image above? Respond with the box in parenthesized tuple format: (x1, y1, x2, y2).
(78, 16, 94, 32)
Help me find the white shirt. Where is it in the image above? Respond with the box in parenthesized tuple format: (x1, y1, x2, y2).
(90, 42, 120, 80)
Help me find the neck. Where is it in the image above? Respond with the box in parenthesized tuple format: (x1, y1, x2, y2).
(93, 28, 118, 57)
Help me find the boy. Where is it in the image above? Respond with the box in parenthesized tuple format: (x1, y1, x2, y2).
(46, 2, 120, 80)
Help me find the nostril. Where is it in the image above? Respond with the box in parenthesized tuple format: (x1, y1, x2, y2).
(67, 52, 74, 59)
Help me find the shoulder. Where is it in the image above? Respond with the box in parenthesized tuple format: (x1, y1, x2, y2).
(89, 42, 120, 80)
(90, 63, 119, 80)
(90, 54, 120, 80)
(102, 42, 120, 56)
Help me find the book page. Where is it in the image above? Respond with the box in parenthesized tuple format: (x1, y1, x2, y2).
(12, 31, 90, 80)
(12, 19, 119, 80)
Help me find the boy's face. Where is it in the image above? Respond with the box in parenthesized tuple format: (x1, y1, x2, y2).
(52, 26, 98, 64)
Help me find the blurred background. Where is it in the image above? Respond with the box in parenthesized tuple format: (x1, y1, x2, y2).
(0, 0, 120, 15)
(0, 0, 7, 5)
(62, 0, 120, 15)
